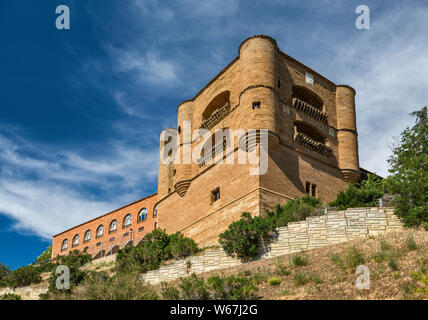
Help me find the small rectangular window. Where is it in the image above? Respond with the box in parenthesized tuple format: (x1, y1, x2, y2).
(138, 227, 144, 232)
(123, 232, 129, 237)
(154, 222, 158, 230)
(96, 242, 101, 247)
(109, 237, 115, 242)
(311, 184, 317, 197)
(211, 187, 220, 202)
(305, 182, 311, 194)
(252, 101, 261, 110)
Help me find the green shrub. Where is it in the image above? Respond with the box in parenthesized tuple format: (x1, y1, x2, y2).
(0, 263, 10, 288)
(372, 251, 387, 263)
(207, 274, 258, 300)
(77, 271, 158, 300)
(274, 259, 290, 276)
(4, 265, 42, 289)
(167, 232, 199, 259)
(385, 107, 428, 227)
(115, 229, 198, 274)
(311, 274, 322, 285)
(389, 259, 399, 271)
(328, 174, 384, 210)
(330, 253, 345, 270)
(47, 250, 91, 295)
(344, 247, 365, 271)
(0, 293, 21, 300)
(161, 282, 181, 300)
(423, 222, 428, 231)
(267, 195, 322, 228)
(405, 235, 419, 251)
(179, 273, 210, 300)
(293, 272, 310, 286)
(219, 212, 273, 260)
(290, 254, 309, 268)
(268, 277, 282, 286)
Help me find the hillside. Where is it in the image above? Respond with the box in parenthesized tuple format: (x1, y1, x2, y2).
(2, 228, 426, 300)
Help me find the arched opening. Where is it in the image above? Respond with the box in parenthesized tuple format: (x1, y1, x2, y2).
(202, 91, 230, 120)
(61, 239, 68, 251)
(109, 220, 117, 233)
(96, 225, 104, 238)
(292, 86, 323, 111)
(84, 230, 91, 242)
(138, 208, 147, 222)
(294, 121, 326, 143)
(123, 214, 132, 228)
(72, 234, 79, 247)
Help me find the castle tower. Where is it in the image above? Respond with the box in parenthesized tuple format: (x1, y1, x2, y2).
(174, 100, 193, 197)
(336, 85, 360, 182)
(237, 36, 280, 151)
(157, 127, 177, 199)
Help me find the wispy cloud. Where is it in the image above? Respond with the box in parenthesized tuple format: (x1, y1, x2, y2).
(0, 129, 158, 239)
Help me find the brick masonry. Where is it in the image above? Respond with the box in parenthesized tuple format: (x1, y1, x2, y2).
(140, 207, 403, 284)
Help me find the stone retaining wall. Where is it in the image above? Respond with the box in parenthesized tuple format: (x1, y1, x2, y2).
(141, 207, 403, 284)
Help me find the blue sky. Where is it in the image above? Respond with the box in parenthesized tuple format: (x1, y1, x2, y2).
(0, 0, 427, 269)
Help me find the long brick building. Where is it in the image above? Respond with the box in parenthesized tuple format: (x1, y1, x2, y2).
(52, 35, 362, 258)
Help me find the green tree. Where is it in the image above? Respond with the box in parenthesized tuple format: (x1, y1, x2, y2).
(328, 174, 384, 210)
(0, 263, 10, 287)
(386, 106, 428, 226)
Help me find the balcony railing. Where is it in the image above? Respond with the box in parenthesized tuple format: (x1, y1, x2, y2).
(196, 139, 228, 166)
(200, 102, 231, 130)
(294, 132, 333, 157)
(292, 97, 328, 124)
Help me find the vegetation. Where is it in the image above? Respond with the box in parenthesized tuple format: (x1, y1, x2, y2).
(0, 263, 10, 288)
(267, 276, 282, 286)
(328, 174, 384, 210)
(34, 245, 55, 273)
(115, 229, 199, 274)
(1, 265, 42, 289)
(0, 293, 21, 300)
(385, 106, 428, 227)
(219, 196, 322, 260)
(160, 273, 258, 300)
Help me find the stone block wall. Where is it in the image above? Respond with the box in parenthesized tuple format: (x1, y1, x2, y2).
(141, 207, 403, 284)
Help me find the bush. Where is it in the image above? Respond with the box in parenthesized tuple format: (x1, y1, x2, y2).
(4, 265, 42, 289)
(219, 196, 321, 260)
(34, 245, 55, 273)
(179, 273, 210, 300)
(161, 273, 258, 300)
(389, 259, 399, 271)
(115, 229, 198, 274)
(207, 274, 258, 300)
(330, 253, 345, 271)
(405, 235, 418, 251)
(0, 263, 10, 288)
(267, 195, 322, 228)
(385, 107, 428, 227)
(77, 271, 158, 300)
(293, 272, 310, 286)
(167, 232, 199, 259)
(268, 277, 282, 286)
(219, 212, 273, 260)
(344, 247, 365, 271)
(290, 254, 309, 268)
(0, 293, 21, 300)
(329, 174, 384, 210)
(47, 250, 91, 295)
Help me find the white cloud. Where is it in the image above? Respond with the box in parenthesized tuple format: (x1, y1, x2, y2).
(323, 4, 428, 177)
(0, 131, 158, 240)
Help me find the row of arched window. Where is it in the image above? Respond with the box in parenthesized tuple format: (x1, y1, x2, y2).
(61, 207, 150, 251)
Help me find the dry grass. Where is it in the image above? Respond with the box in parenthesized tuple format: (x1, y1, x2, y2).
(156, 228, 427, 300)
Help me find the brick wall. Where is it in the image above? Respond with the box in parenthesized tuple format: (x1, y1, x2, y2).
(140, 207, 403, 284)
(51, 193, 158, 259)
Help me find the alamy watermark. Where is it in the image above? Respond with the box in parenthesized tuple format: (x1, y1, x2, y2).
(55, 5, 70, 30)
(355, 5, 370, 30)
(160, 122, 269, 175)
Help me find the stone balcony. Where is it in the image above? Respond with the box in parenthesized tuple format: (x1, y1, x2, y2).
(294, 132, 333, 157)
(292, 97, 328, 124)
(200, 102, 231, 130)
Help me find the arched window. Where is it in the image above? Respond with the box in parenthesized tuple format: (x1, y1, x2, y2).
(96, 225, 104, 237)
(292, 86, 323, 111)
(153, 206, 158, 218)
(109, 220, 118, 232)
(123, 214, 132, 227)
(61, 239, 68, 251)
(294, 121, 326, 144)
(72, 234, 79, 247)
(138, 208, 147, 222)
(84, 230, 91, 242)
